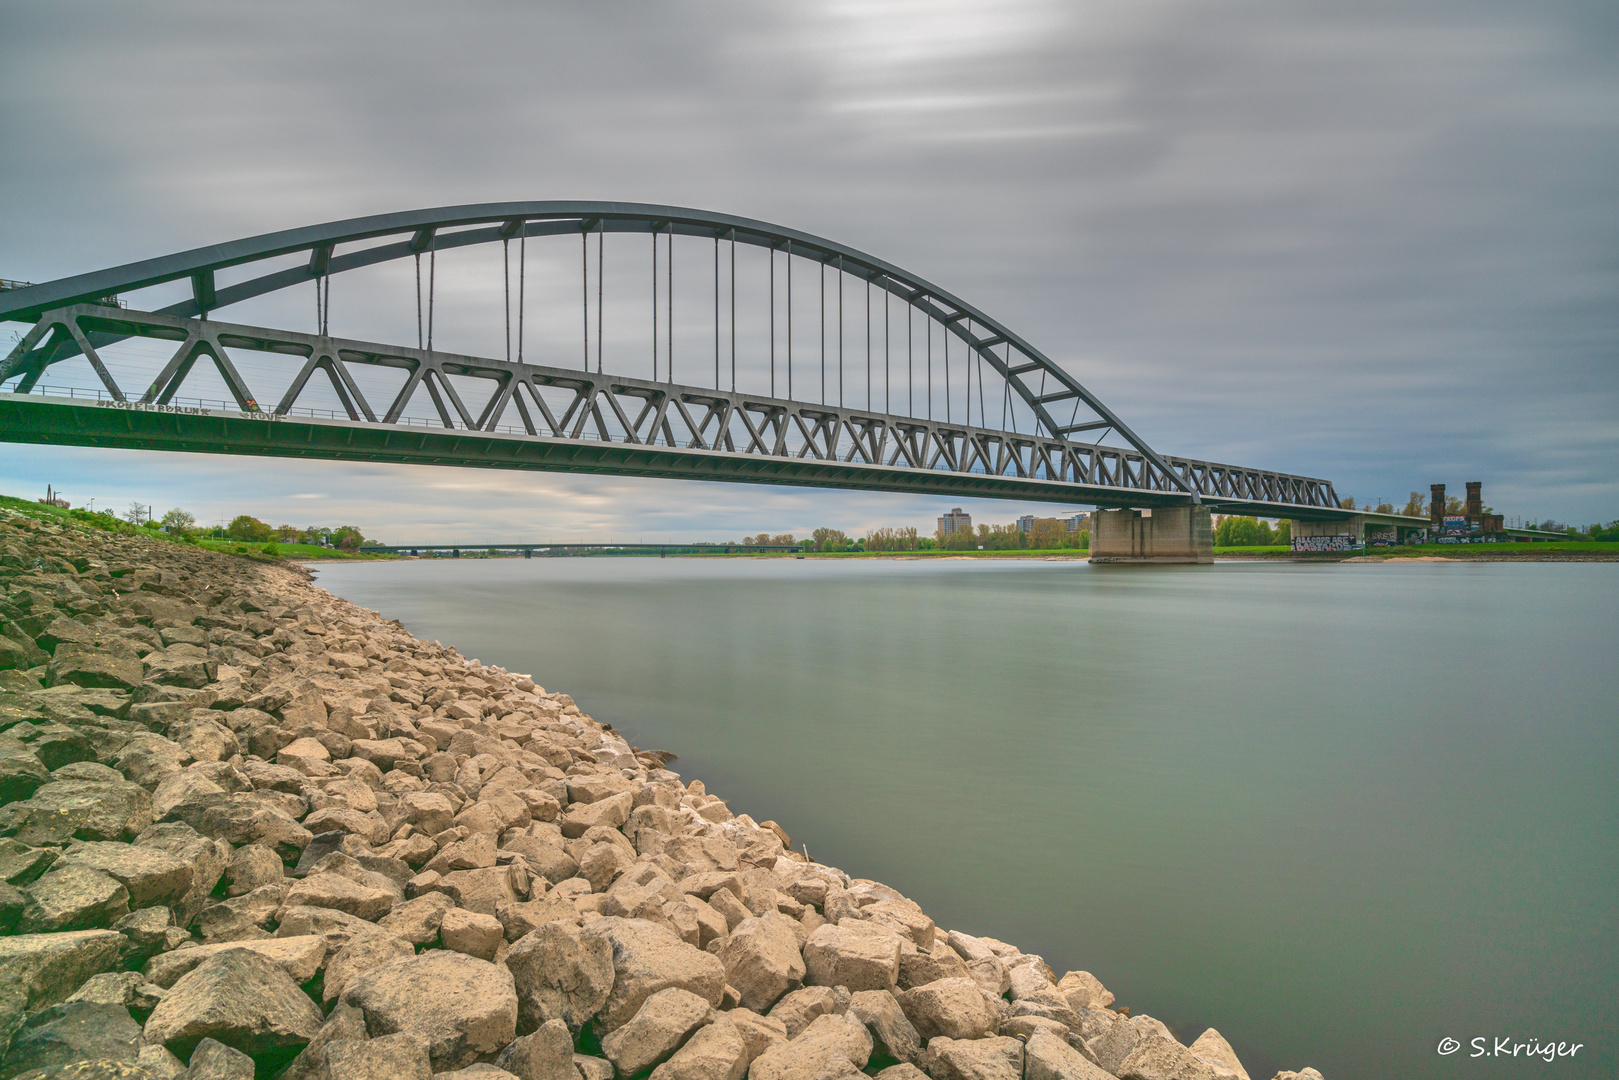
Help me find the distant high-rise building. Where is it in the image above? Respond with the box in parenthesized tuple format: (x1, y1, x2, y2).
(937, 507, 972, 536)
(1016, 515, 1035, 534)
(1067, 512, 1091, 533)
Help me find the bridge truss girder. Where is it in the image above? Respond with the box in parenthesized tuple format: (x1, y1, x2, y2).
(0, 304, 1341, 515)
(0, 201, 1201, 493)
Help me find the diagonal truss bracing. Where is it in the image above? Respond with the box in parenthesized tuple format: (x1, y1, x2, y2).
(0, 305, 1340, 510)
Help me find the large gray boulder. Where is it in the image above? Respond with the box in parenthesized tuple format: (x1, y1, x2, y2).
(142, 947, 324, 1068)
(585, 917, 725, 1033)
(341, 950, 518, 1070)
(717, 914, 806, 1013)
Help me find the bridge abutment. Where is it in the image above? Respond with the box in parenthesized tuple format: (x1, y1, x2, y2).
(1089, 506, 1213, 564)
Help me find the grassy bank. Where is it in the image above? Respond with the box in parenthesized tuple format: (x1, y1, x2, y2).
(0, 495, 391, 561)
(1217, 540, 1617, 560)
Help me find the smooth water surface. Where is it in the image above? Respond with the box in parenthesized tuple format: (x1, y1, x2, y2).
(315, 557, 1617, 1079)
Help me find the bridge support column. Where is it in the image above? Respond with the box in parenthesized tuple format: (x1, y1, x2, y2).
(1089, 506, 1213, 564)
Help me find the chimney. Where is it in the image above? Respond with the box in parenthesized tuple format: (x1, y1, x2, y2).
(1466, 481, 1483, 523)
(1430, 484, 1446, 529)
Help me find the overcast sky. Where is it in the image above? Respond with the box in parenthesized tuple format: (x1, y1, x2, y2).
(3, 0, 1615, 538)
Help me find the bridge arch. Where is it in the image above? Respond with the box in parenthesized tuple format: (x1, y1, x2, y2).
(0, 201, 1186, 489)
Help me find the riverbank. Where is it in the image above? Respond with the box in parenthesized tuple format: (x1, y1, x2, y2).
(0, 505, 1321, 1080)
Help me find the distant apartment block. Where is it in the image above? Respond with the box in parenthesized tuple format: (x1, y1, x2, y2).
(1017, 514, 1035, 533)
(1068, 513, 1090, 533)
(938, 507, 973, 535)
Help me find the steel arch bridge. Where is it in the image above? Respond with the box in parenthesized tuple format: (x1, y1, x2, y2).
(0, 202, 1344, 518)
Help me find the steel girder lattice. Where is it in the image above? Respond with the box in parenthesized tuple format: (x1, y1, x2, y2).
(0, 305, 1339, 511)
(0, 201, 1341, 513)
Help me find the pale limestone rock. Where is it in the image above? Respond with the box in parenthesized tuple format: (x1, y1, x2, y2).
(497, 896, 583, 941)
(376, 891, 455, 945)
(944, 932, 1010, 998)
(185, 1037, 256, 1080)
(223, 844, 284, 897)
(495, 1019, 577, 1080)
(275, 1002, 368, 1080)
(601, 987, 715, 1077)
(803, 921, 903, 992)
(440, 907, 504, 961)
(923, 1036, 1024, 1080)
(58, 840, 193, 909)
(848, 989, 921, 1065)
(725, 1008, 789, 1065)
(322, 930, 414, 1005)
(873, 1065, 928, 1080)
(650, 1013, 750, 1080)
(440, 865, 526, 916)
(1056, 971, 1115, 1012)
(143, 935, 328, 988)
(718, 913, 807, 1013)
(504, 920, 615, 1033)
(342, 951, 518, 1070)
(898, 940, 970, 990)
(143, 947, 324, 1064)
(586, 916, 727, 1032)
(747, 1011, 871, 1080)
(1189, 1028, 1251, 1080)
(766, 987, 841, 1041)
(1023, 1029, 1118, 1080)
(896, 978, 995, 1042)
(282, 872, 394, 922)
(17, 866, 130, 933)
(561, 792, 633, 838)
(322, 1031, 434, 1080)
(861, 898, 934, 950)
(1115, 1030, 1219, 1080)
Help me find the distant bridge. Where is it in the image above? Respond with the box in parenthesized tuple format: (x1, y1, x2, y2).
(2, 202, 1366, 521)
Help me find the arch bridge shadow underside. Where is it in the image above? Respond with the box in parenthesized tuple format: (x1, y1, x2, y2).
(1, 304, 1347, 521)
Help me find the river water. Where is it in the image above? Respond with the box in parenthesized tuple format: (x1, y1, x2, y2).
(314, 557, 1617, 1079)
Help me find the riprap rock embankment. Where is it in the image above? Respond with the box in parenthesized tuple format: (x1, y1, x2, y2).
(0, 510, 1322, 1080)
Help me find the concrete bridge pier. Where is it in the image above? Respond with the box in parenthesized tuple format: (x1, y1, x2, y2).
(1089, 506, 1213, 564)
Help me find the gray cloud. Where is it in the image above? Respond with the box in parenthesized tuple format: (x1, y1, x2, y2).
(2, 0, 1615, 530)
